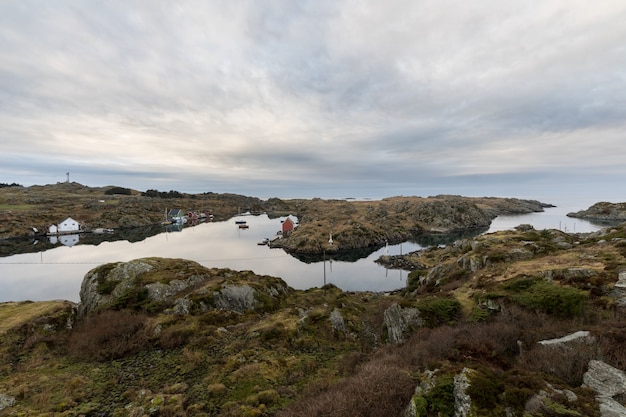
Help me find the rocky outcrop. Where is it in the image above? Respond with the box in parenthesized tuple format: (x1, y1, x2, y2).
(79, 259, 155, 317)
(453, 368, 472, 417)
(383, 303, 422, 344)
(78, 258, 291, 317)
(568, 202, 626, 223)
(583, 360, 626, 417)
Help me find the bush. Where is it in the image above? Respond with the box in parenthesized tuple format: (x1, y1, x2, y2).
(67, 310, 151, 361)
(416, 297, 462, 327)
(105, 187, 132, 195)
(506, 279, 587, 317)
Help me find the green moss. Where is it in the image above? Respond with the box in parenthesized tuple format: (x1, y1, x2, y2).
(423, 374, 455, 416)
(416, 297, 462, 327)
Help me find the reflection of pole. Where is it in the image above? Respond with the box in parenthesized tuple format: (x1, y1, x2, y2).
(323, 249, 326, 286)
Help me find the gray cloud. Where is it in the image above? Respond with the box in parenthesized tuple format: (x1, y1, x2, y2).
(1, 0, 625, 200)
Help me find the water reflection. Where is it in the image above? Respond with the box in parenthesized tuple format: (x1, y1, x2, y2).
(0, 207, 616, 303)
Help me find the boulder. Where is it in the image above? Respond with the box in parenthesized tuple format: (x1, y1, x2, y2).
(453, 368, 472, 417)
(596, 396, 626, 417)
(538, 330, 593, 346)
(78, 258, 292, 317)
(583, 360, 626, 398)
(213, 284, 256, 313)
(78, 259, 155, 317)
(0, 394, 15, 411)
(583, 360, 626, 417)
(383, 303, 422, 344)
(329, 308, 346, 333)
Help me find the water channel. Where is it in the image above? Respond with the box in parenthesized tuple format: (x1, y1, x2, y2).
(0, 204, 614, 303)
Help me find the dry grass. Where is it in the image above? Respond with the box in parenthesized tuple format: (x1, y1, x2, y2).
(0, 301, 68, 335)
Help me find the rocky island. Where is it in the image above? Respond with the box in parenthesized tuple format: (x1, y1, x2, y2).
(1, 183, 626, 416)
(568, 201, 626, 224)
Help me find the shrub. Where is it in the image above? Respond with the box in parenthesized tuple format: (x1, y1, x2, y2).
(506, 279, 587, 317)
(517, 340, 599, 386)
(466, 368, 505, 412)
(105, 187, 132, 195)
(422, 374, 455, 416)
(416, 297, 462, 327)
(67, 310, 151, 361)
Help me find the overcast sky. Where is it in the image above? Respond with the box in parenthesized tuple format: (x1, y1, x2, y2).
(1, 1, 625, 201)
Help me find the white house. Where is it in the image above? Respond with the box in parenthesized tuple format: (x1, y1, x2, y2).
(56, 217, 81, 234)
(47, 224, 58, 235)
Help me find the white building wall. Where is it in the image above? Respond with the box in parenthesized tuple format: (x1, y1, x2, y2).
(57, 217, 80, 233)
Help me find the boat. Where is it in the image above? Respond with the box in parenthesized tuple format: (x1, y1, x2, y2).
(257, 238, 270, 245)
(238, 224, 249, 229)
(235, 220, 247, 225)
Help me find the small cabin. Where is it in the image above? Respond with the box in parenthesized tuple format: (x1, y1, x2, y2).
(282, 217, 295, 236)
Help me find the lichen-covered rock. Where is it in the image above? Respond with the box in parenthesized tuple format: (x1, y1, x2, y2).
(596, 396, 626, 417)
(79, 259, 154, 317)
(0, 394, 15, 411)
(453, 368, 473, 417)
(78, 258, 291, 317)
(213, 284, 256, 313)
(583, 360, 626, 398)
(583, 360, 626, 417)
(329, 308, 346, 333)
(383, 303, 422, 344)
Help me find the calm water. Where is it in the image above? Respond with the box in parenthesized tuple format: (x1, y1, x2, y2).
(0, 200, 616, 303)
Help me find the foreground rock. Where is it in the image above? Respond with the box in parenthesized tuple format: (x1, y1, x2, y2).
(583, 360, 626, 417)
(79, 258, 291, 317)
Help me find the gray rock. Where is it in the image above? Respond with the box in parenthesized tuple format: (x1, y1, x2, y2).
(78, 260, 154, 317)
(383, 303, 422, 344)
(453, 368, 472, 417)
(538, 330, 593, 346)
(509, 248, 533, 261)
(597, 396, 626, 417)
(329, 308, 346, 333)
(615, 271, 626, 289)
(457, 253, 484, 272)
(583, 360, 626, 398)
(0, 394, 15, 411)
(213, 284, 257, 313)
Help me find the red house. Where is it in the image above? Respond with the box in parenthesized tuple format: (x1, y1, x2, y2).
(282, 217, 295, 236)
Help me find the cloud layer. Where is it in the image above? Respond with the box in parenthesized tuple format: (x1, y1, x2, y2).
(1, 1, 625, 199)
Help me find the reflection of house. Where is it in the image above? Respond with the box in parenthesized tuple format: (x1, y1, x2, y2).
(48, 234, 80, 247)
(282, 217, 295, 236)
(48, 217, 81, 235)
(59, 234, 79, 247)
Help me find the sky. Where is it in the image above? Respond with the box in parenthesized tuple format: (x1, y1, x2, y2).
(1, 1, 625, 201)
